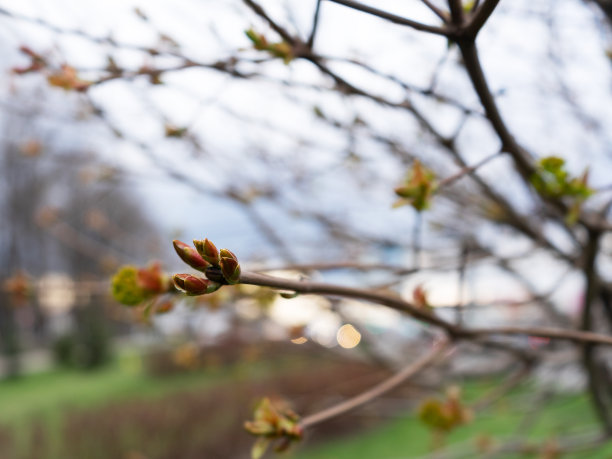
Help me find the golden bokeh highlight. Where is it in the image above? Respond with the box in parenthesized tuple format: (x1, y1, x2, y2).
(336, 324, 361, 349)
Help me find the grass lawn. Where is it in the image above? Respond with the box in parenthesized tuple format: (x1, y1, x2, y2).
(3, 353, 612, 458)
(0, 350, 237, 425)
(0, 348, 313, 457)
(294, 379, 612, 459)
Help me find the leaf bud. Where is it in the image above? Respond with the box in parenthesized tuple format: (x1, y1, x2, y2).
(173, 273, 221, 295)
(193, 238, 220, 267)
(173, 240, 210, 272)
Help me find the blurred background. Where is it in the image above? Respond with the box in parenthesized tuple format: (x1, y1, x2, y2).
(1, 0, 612, 458)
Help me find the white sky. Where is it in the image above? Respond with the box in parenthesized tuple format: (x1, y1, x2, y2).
(0, 0, 610, 329)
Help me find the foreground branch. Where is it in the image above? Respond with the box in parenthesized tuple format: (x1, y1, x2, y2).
(236, 271, 612, 347)
(238, 271, 459, 333)
(300, 339, 451, 428)
(325, 0, 451, 36)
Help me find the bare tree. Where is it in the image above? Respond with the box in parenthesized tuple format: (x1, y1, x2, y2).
(3, 0, 612, 456)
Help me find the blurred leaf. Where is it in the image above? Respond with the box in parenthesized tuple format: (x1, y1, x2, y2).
(530, 156, 593, 224)
(251, 437, 272, 459)
(245, 28, 294, 64)
(394, 160, 437, 211)
(47, 65, 91, 91)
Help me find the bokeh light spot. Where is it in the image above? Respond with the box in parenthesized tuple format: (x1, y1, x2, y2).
(336, 324, 361, 349)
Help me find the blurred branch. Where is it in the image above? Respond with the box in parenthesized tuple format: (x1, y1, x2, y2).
(299, 339, 451, 428)
(464, 0, 500, 37)
(236, 271, 612, 346)
(421, 0, 449, 22)
(324, 0, 451, 36)
(307, 0, 323, 48)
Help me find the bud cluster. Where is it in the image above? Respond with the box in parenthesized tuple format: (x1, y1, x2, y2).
(172, 238, 242, 296)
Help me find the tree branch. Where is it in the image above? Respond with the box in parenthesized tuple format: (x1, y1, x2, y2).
(299, 339, 451, 428)
(421, 0, 449, 22)
(242, 0, 296, 44)
(234, 271, 612, 347)
(238, 271, 459, 333)
(324, 0, 451, 36)
(464, 0, 500, 37)
(307, 0, 323, 48)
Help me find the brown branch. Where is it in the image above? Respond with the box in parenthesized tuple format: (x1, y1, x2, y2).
(457, 41, 535, 179)
(307, 0, 323, 48)
(421, 0, 449, 22)
(242, 0, 296, 44)
(254, 261, 420, 275)
(448, 0, 465, 25)
(234, 271, 612, 347)
(464, 0, 500, 37)
(299, 339, 451, 428)
(580, 230, 612, 433)
(238, 271, 459, 333)
(468, 326, 612, 346)
(324, 0, 451, 36)
(437, 151, 502, 189)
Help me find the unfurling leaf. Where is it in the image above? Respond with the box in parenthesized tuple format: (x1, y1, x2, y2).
(418, 386, 472, 433)
(251, 437, 272, 459)
(530, 156, 593, 224)
(111, 263, 170, 307)
(47, 65, 91, 91)
(394, 160, 437, 211)
(244, 28, 294, 64)
(111, 266, 150, 306)
(245, 397, 302, 458)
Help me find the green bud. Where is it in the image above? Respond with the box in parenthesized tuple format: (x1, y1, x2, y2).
(111, 265, 149, 306)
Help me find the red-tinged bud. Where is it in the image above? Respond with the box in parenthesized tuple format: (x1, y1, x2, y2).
(173, 273, 221, 295)
(193, 238, 220, 267)
(136, 262, 168, 294)
(220, 257, 241, 284)
(413, 285, 432, 310)
(173, 240, 210, 272)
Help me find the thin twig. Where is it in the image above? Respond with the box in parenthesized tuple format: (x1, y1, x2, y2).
(325, 0, 451, 36)
(421, 0, 449, 22)
(242, 0, 295, 44)
(307, 0, 323, 48)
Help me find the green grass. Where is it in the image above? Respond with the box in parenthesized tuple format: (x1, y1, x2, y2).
(0, 348, 322, 458)
(0, 348, 313, 426)
(294, 379, 612, 459)
(3, 357, 612, 459)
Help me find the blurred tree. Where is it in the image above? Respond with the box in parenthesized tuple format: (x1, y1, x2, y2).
(0, 88, 163, 375)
